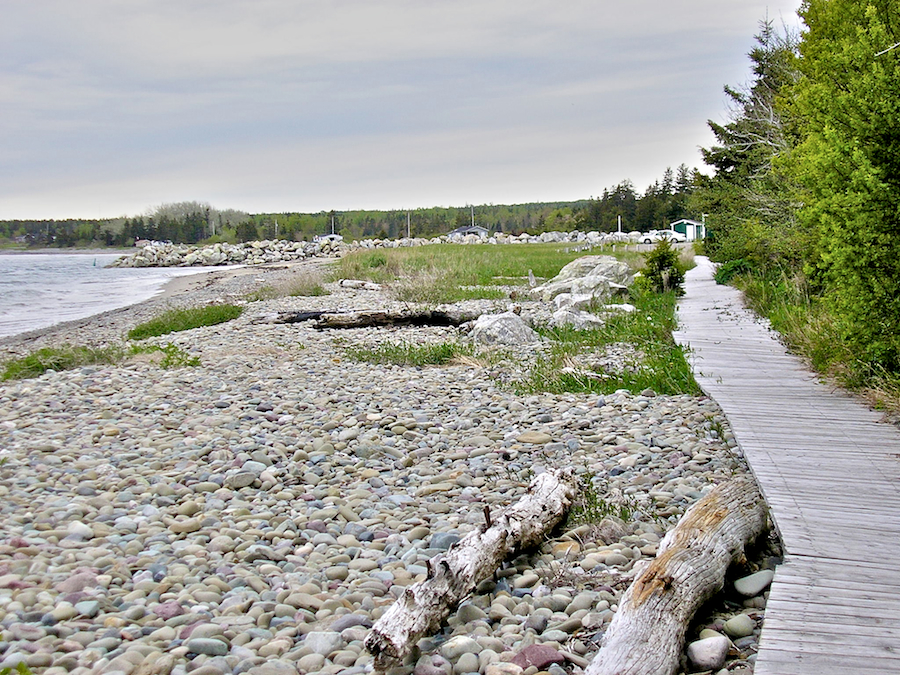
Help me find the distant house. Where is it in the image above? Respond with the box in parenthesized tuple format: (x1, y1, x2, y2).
(313, 233, 343, 244)
(669, 219, 705, 241)
(449, 225, 490, 238)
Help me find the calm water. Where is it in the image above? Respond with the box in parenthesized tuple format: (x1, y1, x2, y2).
(0, 252, 220, 339)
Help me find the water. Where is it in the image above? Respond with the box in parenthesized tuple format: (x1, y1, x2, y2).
(0, 252, 224, 339)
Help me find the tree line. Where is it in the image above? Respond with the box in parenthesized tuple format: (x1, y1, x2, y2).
(694, 0, 900, 383)
(0, 175, 703, 248)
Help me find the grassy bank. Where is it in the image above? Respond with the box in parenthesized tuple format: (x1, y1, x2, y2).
(731, 269, 900, 417)
(340, 243, 697, 396)
(336, 242, 644, 304)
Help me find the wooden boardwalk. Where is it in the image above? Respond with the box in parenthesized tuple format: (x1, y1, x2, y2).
(674, 257, 900, 674)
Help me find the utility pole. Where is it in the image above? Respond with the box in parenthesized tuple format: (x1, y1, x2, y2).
(471, 204, 475, 228)
(617, 214, 622, 233)
(407, 210, 411, 239)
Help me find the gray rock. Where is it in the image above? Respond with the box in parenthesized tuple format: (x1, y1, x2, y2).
(734, 569, 775, 597)
(687, 636, 730, 671)
(187, 638, 229, 656)
(471, 312, 539, 346)
(724, 613, 756, 638)
(304, 631, 343, 656)
(430, 532, 461, 550)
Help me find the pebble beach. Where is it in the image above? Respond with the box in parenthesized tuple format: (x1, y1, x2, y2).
(0, 259, 776, 675)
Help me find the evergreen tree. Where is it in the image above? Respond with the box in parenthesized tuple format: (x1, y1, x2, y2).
(786, 0, 900, 371)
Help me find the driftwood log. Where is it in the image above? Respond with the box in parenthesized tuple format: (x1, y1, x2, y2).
(586, 477, 767, 675)
(365, 468, 578, 666)
(314, 309, 479, 329)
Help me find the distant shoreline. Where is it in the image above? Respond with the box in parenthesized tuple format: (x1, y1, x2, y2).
(0, 247, 134, 256)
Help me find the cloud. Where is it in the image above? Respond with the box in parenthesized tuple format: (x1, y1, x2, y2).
(0, 0, 802, 219)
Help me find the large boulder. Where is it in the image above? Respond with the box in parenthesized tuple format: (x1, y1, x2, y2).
(532, 255, 633, 302)
(470, 312, 539, 346)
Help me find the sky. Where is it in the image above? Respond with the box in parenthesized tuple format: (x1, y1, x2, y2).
(1, 1, 802, 220)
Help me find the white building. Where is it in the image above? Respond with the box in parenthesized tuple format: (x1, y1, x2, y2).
(669, 219, 706, 241)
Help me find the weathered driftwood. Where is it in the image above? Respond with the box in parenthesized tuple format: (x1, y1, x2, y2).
(586, 477, 767, 675)
(365, 468, 578, 666)
(313, 308, 479, 330)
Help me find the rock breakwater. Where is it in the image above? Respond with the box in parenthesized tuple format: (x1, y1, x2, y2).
(110, 231, 633, 269)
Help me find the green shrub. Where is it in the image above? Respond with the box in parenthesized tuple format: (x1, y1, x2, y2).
(127, 304, 243, 340)
(642, 239, 685, 295)
(714, 258, 753, 285)
(1, 345, 123, 381)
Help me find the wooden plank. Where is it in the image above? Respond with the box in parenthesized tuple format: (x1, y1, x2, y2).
(677, 258, 900, 674)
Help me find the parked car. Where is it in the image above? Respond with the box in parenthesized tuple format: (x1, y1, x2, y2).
(640, 229, 687, 244)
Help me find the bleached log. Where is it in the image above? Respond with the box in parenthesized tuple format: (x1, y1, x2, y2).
(365, 469, 578, 666)
(586, 477, 767, 675)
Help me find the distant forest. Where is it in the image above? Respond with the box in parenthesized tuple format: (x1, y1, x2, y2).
(0, 165, 700, 248)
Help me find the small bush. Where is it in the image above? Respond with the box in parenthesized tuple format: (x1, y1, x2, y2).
(642, 239, 685, 295)
(714, 258, 753, 285)
(1, 345, 122, 381)
(127, 304, 243, 340)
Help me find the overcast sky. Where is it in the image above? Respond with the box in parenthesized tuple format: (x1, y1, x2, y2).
(1, 1, 802, 220)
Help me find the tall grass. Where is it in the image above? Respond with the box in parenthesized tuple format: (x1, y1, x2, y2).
(127, 304, 243, 340)
(518, 288, 700, 396)
(735, 269, 900, 414)
(1, 345, 123, 381)
(337, 243, 642, 304)
(244, 271, 328, 301)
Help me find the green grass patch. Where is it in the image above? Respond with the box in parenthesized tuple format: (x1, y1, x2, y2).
(517, 288, 700, 396)
(337, 243, 641, 304)
(129, 342, 201, 368)
(245, 272, 328, 301)
(344, 340, 474, 367)
(1, 344, 123, 381)
(127, 304, 243, 340)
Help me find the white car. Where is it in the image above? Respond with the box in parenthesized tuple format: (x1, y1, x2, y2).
(640, 229, 687, 244)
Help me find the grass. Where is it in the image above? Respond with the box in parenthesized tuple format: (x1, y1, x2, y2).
(0, 341, 200, 381)
(127, 304, 243, 340)
(337, 243, 643, 304)
(517, 287, 700, 396)
(128, 343, 201, 368)
(735, 268, 900, 417)
(344, 340, 474, 367)
(1, 344, 123, 381)
(244, 271, 328, 301)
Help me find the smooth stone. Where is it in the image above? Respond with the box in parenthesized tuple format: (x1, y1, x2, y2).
(486, 665, 524, 675)
(516, 432, 553, 444)
(687, 636, 730, 671)
(430, 532, 460, 550)
(441, 635, 481, 659)
(734, 570, 775, 597)
(455, 652, 480, 674)
(187, 638, 229, 656)
(456, 604, 488, 623)
(304, 631, 343, 656)
(297, 654, 326, 672)
(74, 600, 100, 618)
(510, 645, 565, 670)
(724, 613, 756, 638)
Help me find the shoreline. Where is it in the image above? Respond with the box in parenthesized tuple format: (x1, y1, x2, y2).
(0, 258, 332, 357)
